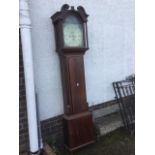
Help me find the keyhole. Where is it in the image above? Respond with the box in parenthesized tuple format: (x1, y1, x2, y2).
(76, 82, 79, 87)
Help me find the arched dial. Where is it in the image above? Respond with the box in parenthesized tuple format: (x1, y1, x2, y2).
(63, 15, 84, 47)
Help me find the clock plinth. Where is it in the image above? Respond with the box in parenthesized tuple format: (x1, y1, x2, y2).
(51, 4, 95, 151)
(63, 112, 95, 151)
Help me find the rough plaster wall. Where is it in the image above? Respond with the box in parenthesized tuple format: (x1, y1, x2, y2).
(29, 0, 135, 120)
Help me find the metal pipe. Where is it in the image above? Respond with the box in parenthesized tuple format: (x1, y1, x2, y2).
(19, 0, 40, 153)
(35, 93, 43, 150)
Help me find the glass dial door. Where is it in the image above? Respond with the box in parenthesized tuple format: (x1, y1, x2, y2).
(63, 15, 84, 47)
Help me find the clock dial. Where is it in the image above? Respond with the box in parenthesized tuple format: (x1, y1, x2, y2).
(63, 15, 84, 47)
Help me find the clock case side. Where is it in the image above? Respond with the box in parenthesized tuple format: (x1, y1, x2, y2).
(51, 4, 89, 54)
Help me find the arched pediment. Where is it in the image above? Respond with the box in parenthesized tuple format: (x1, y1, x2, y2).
(51, 4, 89, 24)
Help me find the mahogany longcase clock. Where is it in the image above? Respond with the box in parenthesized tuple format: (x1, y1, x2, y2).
(51, 4, 95, 151)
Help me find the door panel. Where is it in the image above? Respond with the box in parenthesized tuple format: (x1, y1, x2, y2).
(67, 55, 88, 114)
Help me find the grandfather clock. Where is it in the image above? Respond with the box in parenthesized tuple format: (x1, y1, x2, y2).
(51, 4, 95, 151)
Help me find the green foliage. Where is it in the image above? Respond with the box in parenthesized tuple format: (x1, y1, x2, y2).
(47, 127, 135, 155)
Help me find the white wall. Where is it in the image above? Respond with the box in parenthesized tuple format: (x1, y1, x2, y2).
(29, 0, 135, 121)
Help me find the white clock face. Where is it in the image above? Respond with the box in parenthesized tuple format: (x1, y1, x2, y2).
(63, 15, 84, 47)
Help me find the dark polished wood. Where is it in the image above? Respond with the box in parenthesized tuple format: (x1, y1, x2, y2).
(51, 4, 89, 52)
(60, 54, 88, 115)
(63, 112, 95, 151)
(51, 4, 95, 151)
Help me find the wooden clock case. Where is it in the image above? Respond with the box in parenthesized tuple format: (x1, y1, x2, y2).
(51, 4, 95, 151)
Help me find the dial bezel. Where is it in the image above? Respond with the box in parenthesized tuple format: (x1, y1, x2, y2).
(62, 13, 85, 48)
(63, 15, 84, 48)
